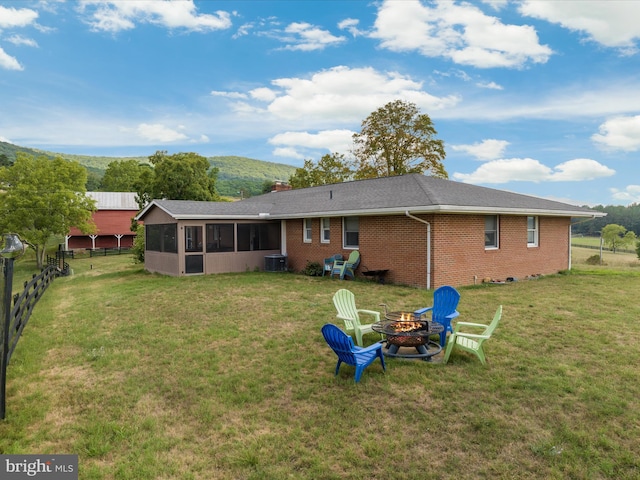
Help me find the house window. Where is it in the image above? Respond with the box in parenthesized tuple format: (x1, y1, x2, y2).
(527, 216, 539, 247)
(343, 216, 359, 248)
(206, 224, 234, 252)
(237, 223, 281, 251)
(146, 223, 177, 253)
(321, 218, 330, 243)
(303, 218, 312, 243)
(485, 215, 499, 249)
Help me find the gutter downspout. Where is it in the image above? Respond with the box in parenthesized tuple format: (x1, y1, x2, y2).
(406, 211, 431, 290)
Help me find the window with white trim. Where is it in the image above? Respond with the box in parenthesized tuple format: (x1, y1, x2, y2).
(527, 216, 539, 247)
(321, 218, 330, 243)
(303, 218, 312, 243)
(343, 216, 359, 248)
(485, 215, 499, 249)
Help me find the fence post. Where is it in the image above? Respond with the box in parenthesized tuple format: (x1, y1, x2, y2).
(1, 257, 14, 420)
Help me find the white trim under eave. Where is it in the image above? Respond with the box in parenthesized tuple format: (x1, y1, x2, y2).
(268, 205, 605, 220)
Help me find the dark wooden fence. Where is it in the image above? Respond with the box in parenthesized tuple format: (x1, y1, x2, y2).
(1, 257, 67, 419)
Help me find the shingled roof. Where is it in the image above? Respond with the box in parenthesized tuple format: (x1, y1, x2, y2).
(137, 174, 603, 221)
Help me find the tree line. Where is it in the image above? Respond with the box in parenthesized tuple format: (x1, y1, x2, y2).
(571, 204, 640, 237)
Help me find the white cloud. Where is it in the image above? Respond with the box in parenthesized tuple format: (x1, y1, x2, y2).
(279, 22, 346, 51)
(272, 147, 305, 160)
(78, 0, 232, 33)
(592, 115, 640, 151)
(249, 87, 277, 102)
(0, 46, 22, 70)
(6, 35, 38, 47)
(451, 139, 509, 160)
(453, 158, 615, 184)
(551, 159, 616, 181)
(268, 129, 354, 155)
(370, 0, 552, 68)
(136, 123, 188, 142)
(210, 90, 248, 100)
(266, 65, 459, 123)
(519, 0, 640, 53)
(0, 5, 39, 29)
(610, 185, 640, 204)
(476, 81, 503, 90)
(436, 80, 640, 121)
(338, 18, 363, 37)
(481, 0, 509, 10)
(233, 22, 253, 39)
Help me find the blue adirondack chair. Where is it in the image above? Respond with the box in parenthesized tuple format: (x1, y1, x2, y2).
(322, 254, 343, 276)
(321, 324, 386, 383)
(414, 285, 460, 347)
(331, 250, 360, 280)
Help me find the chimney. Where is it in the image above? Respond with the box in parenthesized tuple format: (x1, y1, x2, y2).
(271, 181, 292, 192)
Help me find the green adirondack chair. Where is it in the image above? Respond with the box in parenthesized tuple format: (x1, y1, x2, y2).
(443, 305, 502, 365)
(332, 288, 383, 347)
(331, 250, 360, 280)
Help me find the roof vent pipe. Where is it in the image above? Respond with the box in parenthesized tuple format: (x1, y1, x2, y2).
(406, 211, 431, 290)
(330, 190, 333, 200)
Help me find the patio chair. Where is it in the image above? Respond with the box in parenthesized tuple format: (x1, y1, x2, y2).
(332, 288, 383, 347)
(321, 324, 386, 383)
(414, 285, 460, 347)
(322, 254, 343, 276)
(443, 305, 502, 365)
(331, 250, 360, 280)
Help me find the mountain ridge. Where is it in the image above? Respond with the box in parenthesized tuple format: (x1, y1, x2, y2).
(0, 141, 298, 197)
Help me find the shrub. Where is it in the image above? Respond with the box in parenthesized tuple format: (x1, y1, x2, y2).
(131, 224, 145, 264)
(302, 261, 323, 276)
(585, 254, 601, 265)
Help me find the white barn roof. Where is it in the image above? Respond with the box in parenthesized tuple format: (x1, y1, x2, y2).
(87, 192, 139, 210)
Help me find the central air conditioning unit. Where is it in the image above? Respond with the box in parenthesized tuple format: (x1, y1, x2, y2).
(264, 254, 287, 272)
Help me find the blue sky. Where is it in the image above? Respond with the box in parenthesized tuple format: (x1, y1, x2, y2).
(1, 1, 640, 206)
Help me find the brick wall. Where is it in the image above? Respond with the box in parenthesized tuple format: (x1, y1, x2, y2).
(285, 213, 570, 289)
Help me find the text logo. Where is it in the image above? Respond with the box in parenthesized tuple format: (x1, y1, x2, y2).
(1, 455, 78, 479)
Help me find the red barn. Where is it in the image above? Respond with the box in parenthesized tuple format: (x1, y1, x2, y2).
(67, 192, 140, 250)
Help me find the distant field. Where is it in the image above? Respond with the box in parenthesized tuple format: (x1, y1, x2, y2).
(571, 235, 602, 248)
(572, 245, 640, 270)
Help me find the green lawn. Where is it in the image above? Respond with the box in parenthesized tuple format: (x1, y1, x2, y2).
(1, 253, 639, 479)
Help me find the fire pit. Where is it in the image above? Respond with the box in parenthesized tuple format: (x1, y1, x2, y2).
(371, 311, 444, 360)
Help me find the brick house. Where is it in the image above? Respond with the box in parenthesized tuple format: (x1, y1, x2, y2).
(67, 192, 139, 250)
(136, 174, 604, 288)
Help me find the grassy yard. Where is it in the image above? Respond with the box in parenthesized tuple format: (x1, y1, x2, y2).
(1, 251, 639, 479)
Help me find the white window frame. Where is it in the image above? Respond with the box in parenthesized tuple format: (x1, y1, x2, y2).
(527, 216, 539, 247)
(343, 216, 359, 249)
(321, 217, 330, 244)
(485, 215, 499, 250)
(303, 218, 312, 243)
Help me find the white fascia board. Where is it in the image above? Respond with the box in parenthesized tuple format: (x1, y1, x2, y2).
(172, 214, 273, 220)
(268, 205, 604, 219)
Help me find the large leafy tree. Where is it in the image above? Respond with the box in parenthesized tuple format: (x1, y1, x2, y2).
(0, 153, 96, 268)
(101, 159, 151, 192)
(135, 151, 220, 209)
(352, 99, 447, 179)
(601, 224, 637, 253)
(289, 153, 353, 189)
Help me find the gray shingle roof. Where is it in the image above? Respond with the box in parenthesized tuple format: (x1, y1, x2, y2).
(138, 174, 603, 220)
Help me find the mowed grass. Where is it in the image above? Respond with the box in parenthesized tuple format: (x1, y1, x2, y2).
(1, 251, 639, 479)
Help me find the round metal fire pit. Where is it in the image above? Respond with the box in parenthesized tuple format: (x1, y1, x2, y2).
(378, 317, 431, 347)
(371, 311, 444, 360)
